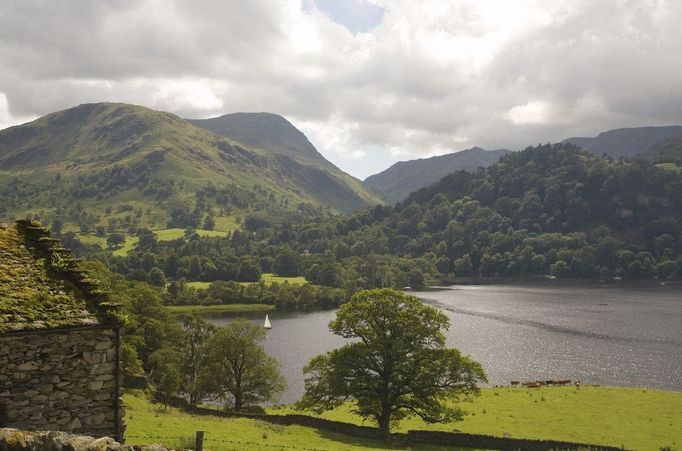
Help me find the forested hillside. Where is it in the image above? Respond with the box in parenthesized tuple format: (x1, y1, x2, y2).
(562, 125, 682, 159)
(98, 144, 682, 299)
(364, 147, 509, 203)
(638, 135, 682, 163)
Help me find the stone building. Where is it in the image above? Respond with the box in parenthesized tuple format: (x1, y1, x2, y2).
(0, 220, 124, 440)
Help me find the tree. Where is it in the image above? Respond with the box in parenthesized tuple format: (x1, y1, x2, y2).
(146, 267, 167, 287)
(199, 319, 285, 411)
(180, 314, 216, 405)
(274, 248, 300, 277)
(156, 363, 181, 411)
(107, 232, 125, 248)
(298, 289, 486, 436)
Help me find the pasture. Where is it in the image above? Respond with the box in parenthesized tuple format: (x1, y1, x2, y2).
(270, 385, 682, 451)
(185, 274, 309, 290)
(76, 227, 233, 256)
(165, 303, 274, 315)
(155, 228, 232, 241)
(123, 392, 465, 451)
(259, 273, 308, 285)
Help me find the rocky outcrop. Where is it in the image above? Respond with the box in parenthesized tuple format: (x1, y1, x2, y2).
(0, 429, 169, 451)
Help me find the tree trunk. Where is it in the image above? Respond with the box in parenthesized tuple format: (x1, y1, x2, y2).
(234, 390, 243, 411)
(378, 407, 391, 440)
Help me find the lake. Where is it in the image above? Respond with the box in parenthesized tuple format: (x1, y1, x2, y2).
(200, 281, 682, 404)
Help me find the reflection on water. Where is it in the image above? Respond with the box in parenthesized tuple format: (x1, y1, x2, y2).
(198, 281, 682, 404)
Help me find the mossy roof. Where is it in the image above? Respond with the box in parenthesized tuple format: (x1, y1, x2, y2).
(0, 224, 101, 332)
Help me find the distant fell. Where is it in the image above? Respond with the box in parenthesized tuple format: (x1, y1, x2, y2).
(0, 103, 382, 231)
(562, 125, 682, 159)
(364, 147, 510, 204)
(188, 113, 324, 166)
(188, 112, 382, 207)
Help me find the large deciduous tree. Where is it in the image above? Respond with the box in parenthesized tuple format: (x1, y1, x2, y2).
(180, 314, 216, 405)
(199, 319, 285, 411)
(298, 288, 486, 436)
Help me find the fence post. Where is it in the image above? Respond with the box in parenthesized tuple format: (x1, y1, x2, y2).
(195, 431, 204, 451)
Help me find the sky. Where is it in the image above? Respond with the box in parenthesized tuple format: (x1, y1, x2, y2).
(1, 0, 681, 179)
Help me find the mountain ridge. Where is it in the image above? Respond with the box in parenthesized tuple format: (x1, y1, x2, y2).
(0, 103, 382, 230)
(364, 147, 510, 204)
(188, 112, 382, 208)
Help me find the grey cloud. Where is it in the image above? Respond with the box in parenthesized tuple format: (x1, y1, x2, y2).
(1, 0, 681, 178)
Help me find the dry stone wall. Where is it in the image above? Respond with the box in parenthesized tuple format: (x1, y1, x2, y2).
(0, 328, 123, 439)
(0, 428, 169, 451)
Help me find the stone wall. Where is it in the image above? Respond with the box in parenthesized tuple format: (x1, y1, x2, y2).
(0, 327, 123, 440)
(0, 428, 168, 451)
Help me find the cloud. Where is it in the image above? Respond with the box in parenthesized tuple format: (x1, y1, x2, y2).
(506, 101, 552, 125)
(1, 0, 681, 178)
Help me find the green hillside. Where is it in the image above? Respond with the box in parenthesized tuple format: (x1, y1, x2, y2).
(0, 103, 382, 231)
(204, 143, 682, 289)
(188, 112, 383, 208)
(638, 135, 682, 164)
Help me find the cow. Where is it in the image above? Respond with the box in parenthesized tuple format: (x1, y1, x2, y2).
(510, 380, 520, 386)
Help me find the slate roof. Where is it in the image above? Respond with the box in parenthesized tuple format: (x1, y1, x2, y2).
(0, 221, 119, 333)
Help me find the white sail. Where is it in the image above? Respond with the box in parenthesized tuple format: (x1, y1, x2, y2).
(264, 314, 272, 329)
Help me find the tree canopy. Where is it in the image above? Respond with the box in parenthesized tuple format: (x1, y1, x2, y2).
(298, 289, 486, 435)
(199, 319, 286, 410)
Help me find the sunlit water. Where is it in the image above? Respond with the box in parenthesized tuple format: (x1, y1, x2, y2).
(199, 281, 682, 404)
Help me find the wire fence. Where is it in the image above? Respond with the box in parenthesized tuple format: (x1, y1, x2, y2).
(125, 434, 333, 451)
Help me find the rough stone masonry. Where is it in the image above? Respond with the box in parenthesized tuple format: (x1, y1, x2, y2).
(0, 328, 124, 439)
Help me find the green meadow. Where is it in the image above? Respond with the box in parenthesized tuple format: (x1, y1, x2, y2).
(270, 386, 682, 451)
(77, 226, 235, 257)
(123, 392, 463, 451)
(185, 274, 309, 290)
(165, 303, 274, 315)
(260, 273, 308, 285)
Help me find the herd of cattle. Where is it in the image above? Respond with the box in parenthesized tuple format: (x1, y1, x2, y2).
(510, 379, 580, 388)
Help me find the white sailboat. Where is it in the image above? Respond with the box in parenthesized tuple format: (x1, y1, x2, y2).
(263, 314, 272, 329)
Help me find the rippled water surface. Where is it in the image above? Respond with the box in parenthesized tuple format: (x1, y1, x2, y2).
(201, 281, 682, 403)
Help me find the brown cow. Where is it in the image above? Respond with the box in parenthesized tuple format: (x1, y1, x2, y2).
(511, 381, 520, 386)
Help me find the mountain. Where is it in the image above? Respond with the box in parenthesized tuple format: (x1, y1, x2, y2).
(364, 147, 510, 204)
(0, 103, 382, 231)
(188, 112, 380, 206)
(562, 125, 682, 159)
(638, 135, 682, 163)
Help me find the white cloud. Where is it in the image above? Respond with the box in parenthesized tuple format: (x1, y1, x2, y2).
(0, 92, 36, 130)
(506, 101, 552, 125)
(1, 0, 681, 177)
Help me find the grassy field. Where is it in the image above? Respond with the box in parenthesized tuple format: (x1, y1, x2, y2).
(186, 274, 309, 290)
(260, 273, 308, 285)
(123, 392, 464, 451)
(155, 228, 232, 241)
(112, 235, 139, 257)
(185, 281, 212, 290)
(77, 226, 235, 256)
(165, 303, 274, 315)
(271, 386, 682, 450)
